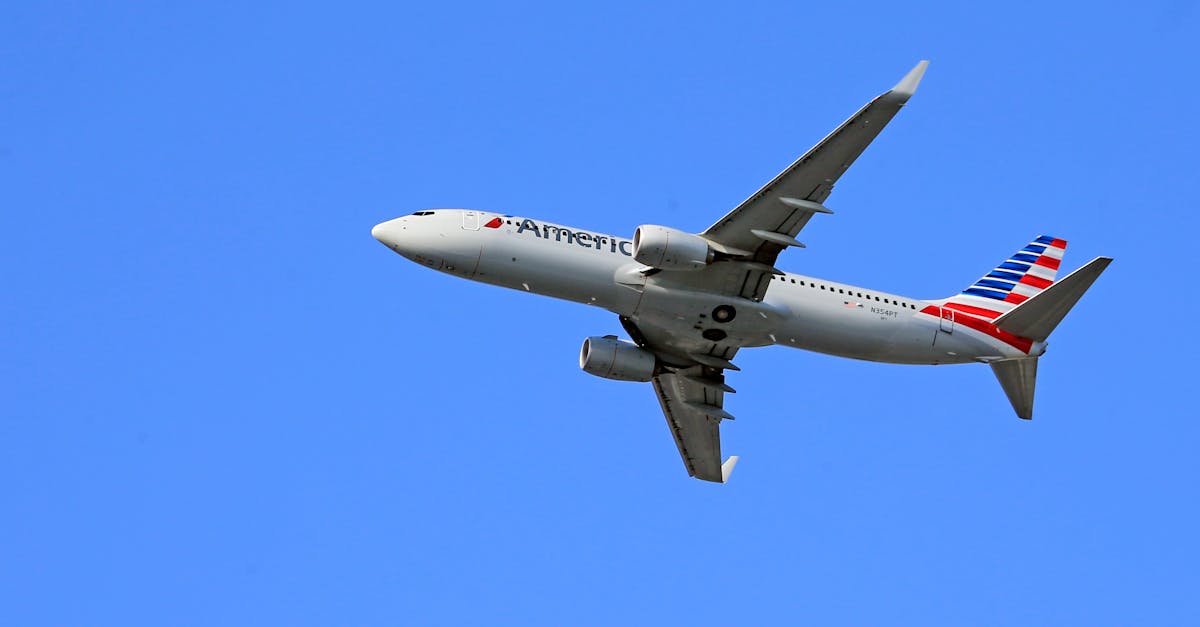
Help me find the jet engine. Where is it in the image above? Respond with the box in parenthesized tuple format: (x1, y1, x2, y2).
(632, 225, 713, 270)
(579, 336, 656, 382)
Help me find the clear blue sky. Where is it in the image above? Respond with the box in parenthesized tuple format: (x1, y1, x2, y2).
(3, 2, 1197, 624)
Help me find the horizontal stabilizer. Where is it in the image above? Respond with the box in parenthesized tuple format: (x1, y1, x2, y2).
(991, 358, 1038, 420)
(994, 257, 1113, 342)
(721, 456, 739, 483)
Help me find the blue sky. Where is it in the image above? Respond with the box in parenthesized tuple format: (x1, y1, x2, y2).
(3, 2, 1198, 624)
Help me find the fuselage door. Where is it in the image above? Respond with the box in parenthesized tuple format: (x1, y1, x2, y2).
(938, 306, 955, 333)
(462, 211, 479, 231)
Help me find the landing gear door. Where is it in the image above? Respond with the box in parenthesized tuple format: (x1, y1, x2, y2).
(938, 307, 954, 333)
(462, 211, 479, 231)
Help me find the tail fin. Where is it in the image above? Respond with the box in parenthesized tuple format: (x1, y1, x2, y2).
(985, 254, 1112, 420)
(991, 358, 1038, 419)
(994, 256, 1113, 342)
(942, 236, 1068, 321)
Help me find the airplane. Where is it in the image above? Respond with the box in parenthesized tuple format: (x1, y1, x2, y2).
(371, 61, 1112, 483)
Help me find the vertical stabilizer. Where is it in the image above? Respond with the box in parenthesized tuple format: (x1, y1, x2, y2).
(943, 236, 1068, 321)
(990, 358, 1038, 420)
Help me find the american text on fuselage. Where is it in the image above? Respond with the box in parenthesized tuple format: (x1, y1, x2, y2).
(371, 209, 1047, 370)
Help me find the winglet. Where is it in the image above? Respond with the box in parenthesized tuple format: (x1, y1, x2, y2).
(721, 456, 739, 483)
(889, 60, 929, 101)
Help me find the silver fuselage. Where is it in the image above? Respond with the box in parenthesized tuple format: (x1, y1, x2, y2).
(372, 210, 1042, 366)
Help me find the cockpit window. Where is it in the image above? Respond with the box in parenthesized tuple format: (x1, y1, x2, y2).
(411, 211, 435, 216)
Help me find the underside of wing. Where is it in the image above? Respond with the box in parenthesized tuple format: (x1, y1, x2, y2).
(651, 366, 737, 483)
(703, 61, 928, 264)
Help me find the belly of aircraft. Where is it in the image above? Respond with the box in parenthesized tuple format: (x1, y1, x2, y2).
(626, 283, 781, 358)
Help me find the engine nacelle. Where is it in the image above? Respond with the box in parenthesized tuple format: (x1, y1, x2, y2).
(579, 336, 656, 382)
(632, 225, 713, 270)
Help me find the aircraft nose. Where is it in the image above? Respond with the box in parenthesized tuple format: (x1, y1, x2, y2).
(371, 218, 407, 251)
(371, 221, 387, 242)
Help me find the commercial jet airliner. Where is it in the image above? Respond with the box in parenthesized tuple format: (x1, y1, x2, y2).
(372, 61, 1111, 483)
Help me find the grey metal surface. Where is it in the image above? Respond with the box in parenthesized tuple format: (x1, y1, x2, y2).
(651, 366, 730, 482)
(990, 357, 1039, 420)
(994, 257, 1113, 342)
(703, 61, 928, 266)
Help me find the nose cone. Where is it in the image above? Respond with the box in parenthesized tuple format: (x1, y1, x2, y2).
(371, 218, 407, 251)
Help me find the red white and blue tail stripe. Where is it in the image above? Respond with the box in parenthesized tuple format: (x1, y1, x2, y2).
(944, 235, 1067, 321)
(919, 236, 1068, 354)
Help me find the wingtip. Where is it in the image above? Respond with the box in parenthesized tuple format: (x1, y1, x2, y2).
(890, 60, 929, 100)
(721, 455, 739, 483)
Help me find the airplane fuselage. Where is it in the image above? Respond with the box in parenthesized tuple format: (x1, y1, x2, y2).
(372, 209, 1043, 367)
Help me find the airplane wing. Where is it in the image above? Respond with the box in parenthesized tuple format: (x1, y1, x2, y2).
(631, 62, 928, 481)
(703, 61, 928, 267)
(652, 365, 739, 483)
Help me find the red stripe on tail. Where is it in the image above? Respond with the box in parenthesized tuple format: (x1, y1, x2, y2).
(1019, 274, 1052, 289)
(1034, 256, 1061, 270)
(921, 306, 1033, 353)
(942, 302, 1003, 319)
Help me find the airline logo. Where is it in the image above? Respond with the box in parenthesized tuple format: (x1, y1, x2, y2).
(508, 217, 634, 255)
